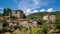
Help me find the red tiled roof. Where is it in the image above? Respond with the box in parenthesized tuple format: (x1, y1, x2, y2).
(20, 19, 29, 21)
(7, 19, 17, 23)
(10, 20, 17, 23)
(28, 20, 32, 23)
(7, 18, 37, 23)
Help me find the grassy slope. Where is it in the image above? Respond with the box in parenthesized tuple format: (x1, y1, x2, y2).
(26, 11, 60, 19)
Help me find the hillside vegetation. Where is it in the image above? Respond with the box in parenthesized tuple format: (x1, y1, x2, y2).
(26, 11, 60, 19)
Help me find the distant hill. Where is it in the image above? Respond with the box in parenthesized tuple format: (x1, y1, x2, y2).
(26, 11, 60, 19)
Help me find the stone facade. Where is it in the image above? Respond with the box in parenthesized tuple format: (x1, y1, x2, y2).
(43, 14, 56, 23)
(43, 15, 49, 23)
(43, 15, 48, 21)
(8, 18, 38, 28)
(9, 22, 17, 27)
(1, 10, 38, 29)
(12, 10, 17, 16)
(43, 14, 56, 30)
(12, 10, 24, 18)
(49, 15, 55, 22)
(32, 20, 37, 27)
(7, 19, 17, 27)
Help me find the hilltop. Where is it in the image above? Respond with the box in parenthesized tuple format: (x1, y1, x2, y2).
(26, 11, 60, 19)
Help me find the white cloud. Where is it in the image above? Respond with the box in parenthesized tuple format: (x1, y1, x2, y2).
(24, 9, 39, 16)
(40, 9, 45, 12)
(32, 10, 38, 13)
(40, 8, 55, 12)
(15, 0, 55, 11)
(47, 8, 54, 12)
(13, 0, 55, 15)
(0, 7, 3, 10)
(24, 9, 32, 15)
(23, 8, 56, 15)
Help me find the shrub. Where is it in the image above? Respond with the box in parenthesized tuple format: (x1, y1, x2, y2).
(10, 16, 17, 20)
(41, 25, 49, 34)
(54, 16, 60, 32)
(19, 27, 28, 31)
(2, 27, 13, 33)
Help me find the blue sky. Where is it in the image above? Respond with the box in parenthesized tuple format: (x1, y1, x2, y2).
(0, 0, 60, 15)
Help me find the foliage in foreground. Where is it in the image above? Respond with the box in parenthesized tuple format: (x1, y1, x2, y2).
(55, 16, 60, 32)
(19, 27, 28, 31)
(41, 25, 49, 34)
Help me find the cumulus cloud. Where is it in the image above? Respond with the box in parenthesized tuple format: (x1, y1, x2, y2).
(24, 9, 39, 15)
(32, 10, 38, 13)
(24, 8, 55, 15)
(40, 8, 55, 12)
(13, 0, 55, 15)
(40, 9, 45, 12)
(24, 9, 32, 15)
(21, 8, 55, 15)
(14, 0, 55, 11)
(47, 8, 54, 12)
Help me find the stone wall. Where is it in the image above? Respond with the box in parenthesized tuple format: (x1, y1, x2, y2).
(12, 10, 24, 18)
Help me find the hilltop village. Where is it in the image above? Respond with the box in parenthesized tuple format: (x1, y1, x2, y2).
(0, 9, 38, 30)
(0, 8, 59, 34)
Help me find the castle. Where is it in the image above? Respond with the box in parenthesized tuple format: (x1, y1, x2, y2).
(0, 9, 56, 31)
(12, 10, 24, 18)
(0, 10, 38, 29)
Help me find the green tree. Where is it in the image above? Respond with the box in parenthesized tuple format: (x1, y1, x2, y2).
(41, 25, 49, 34)
(19, 27, 28, 31)
(3, 8, 6, 16)
(0, 13, 3, 16)
(3, 8, 12, 16)
(2, 19, 8, 28)
(10, 16, 17, 20)
(0, 19, 8, 28)
(37, 19, 44, 25)
(23, 14, 26, 18)
(55, 16, 60, 32)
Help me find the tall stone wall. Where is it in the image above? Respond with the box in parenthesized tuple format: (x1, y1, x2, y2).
(12, 10, 24, 18)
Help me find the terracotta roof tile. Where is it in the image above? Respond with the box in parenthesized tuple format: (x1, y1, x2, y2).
(28, 20, 32, 23)
(10, 20, 17, 23)
(7, 20, 17, 23)
(20, 19, 29, 21)
(7, 18, 37, 23)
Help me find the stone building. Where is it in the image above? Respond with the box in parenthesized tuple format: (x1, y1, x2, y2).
(19, 19, 29, 28)
(12, 10, 17, 16)
(43, 15, 49, 23)
(8, 18, 38, 29)
(49, 14, 56, 22)
(8, 20, 18, 27)
(43, 14, 56, 23)
(2, 9, 38, 29)
(20, 19, 38, 28)
(43, 14, 56, 30)
(12, 10, 24, 18)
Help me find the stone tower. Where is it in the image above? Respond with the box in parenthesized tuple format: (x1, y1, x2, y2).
(12, 10, 17, 16)
(49, 15, 55, 22)
(12, 10, 24, 18)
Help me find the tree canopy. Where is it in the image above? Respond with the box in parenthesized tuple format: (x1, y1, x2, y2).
(3, 8, 12, 16)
